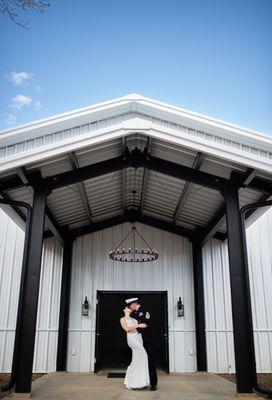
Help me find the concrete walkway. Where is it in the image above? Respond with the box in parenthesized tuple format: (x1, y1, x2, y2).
(7, 372, 262, 400)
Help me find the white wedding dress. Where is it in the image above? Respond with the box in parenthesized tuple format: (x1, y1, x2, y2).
(123, 316, 150, 389)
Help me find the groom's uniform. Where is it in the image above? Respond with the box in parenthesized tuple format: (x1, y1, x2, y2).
(131, 305, 158, 388)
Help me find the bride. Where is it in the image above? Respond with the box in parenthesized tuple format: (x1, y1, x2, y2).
(120, 307, 150, 390)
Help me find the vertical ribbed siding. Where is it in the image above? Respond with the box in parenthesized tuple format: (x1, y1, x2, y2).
(2, 207, 272, 374)
(247, 208, 272, 373)
(202, 239, 235, 373)
(33, 238, 63, 372)
(0, 208, 63, 373)
(0, 209, 24, 372)
(67, 222, 196, 373)
(203, 208, 272, 373)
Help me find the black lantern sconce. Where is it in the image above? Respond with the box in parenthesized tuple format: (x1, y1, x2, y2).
(82, 296, 89, 316)
(177, 297, 184, 317)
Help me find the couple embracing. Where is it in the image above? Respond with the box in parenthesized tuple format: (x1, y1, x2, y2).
(120, 297, 158, 391)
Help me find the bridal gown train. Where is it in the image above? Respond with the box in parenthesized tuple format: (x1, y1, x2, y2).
(123, 317, 150, 389)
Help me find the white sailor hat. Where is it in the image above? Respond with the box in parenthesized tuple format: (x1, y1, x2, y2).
(125, 297, 138, 305)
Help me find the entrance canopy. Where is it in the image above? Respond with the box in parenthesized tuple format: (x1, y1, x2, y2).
(0, 93, 272, 245)
(1, 93, 272, 395)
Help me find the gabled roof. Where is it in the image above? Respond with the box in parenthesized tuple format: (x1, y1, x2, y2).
(0, 94, 271, 243)
(1, 93, 272, 174)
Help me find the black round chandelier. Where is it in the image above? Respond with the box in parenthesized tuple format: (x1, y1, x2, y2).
(109, 225, 158, 262)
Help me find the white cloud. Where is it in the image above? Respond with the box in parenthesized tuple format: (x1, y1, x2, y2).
(5, 71, 33, 86)
(34, 100, 42, 110)
(5, 114, 17, 126)
(10, 94, 32, 110)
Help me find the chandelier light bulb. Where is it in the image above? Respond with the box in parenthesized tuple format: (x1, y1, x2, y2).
(109, 224, 159, 263)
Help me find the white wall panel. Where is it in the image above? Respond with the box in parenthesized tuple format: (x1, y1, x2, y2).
(203, 207, 272, 373)
(202, 239, 235, 373)
(33, 238, 63, 372)
(0, 207, 63, 373)
(67, 222, 196, 372)
(2, 206, 272, 374)
(247, 208, 272, 372)
(0, 209, 24, 372)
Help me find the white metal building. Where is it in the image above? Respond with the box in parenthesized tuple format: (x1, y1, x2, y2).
(0, 94, 272, 395)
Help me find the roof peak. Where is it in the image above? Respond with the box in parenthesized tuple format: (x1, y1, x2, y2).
(124, 93, 144, 100)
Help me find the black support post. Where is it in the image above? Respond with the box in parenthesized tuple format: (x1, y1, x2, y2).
(56, 241, 73, 371)
(192, 240, 207, 371)
(224, 183, 254, 394)
(15, 184, 47, 394)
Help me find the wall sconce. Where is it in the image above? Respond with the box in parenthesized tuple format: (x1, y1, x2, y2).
(177, 297, 184, 317)
(82, 296, 89, 316)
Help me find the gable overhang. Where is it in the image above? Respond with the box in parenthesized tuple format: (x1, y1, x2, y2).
(1, 94, 272, 175)
(0, 94, 271, 243)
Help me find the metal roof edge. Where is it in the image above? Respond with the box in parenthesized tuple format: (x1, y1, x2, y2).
(1, 93, 271, 147)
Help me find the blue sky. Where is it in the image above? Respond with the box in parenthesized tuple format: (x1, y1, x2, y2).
(1, 0, 272, 134)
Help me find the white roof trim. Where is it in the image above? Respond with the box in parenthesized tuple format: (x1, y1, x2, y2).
(0, 93, 271, 175)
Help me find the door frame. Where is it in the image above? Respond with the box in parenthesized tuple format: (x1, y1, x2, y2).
(94, 290, 169, 373)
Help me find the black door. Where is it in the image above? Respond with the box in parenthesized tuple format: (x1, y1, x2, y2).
(94, 291, 169, 372)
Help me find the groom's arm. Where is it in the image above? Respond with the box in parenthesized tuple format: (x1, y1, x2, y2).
(137, 309, 151, 332)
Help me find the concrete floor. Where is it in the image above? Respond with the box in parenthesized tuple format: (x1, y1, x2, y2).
(6, 372, 262, 400)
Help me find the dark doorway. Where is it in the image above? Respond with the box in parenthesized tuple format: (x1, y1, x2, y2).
(94, 291, 169, 373)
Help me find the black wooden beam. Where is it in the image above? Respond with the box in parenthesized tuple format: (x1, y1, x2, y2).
(244, 176, 272, 194)
(44, 210, 228, 242)
(173, 152, 204, 223)
(56, 241, 73, 371)
(137, 214, 194, 239)
(146, 154, 228, 192)
(224, 182, 254, 394)
(244, 193, 272, 220)
(121, 138, 127, 215)
(139, 140, 151, 214)
(197, 169, 259, 246)
(192, 240, 207, 371)
(0, 191, 26, 223)
(45, 208, 67, 247)
(45, 147, 227, 192)
(16, 167, 66, 246)
(0, 199, 31, 393)
(1, 149, 272, 196)
(47, 155, 126, 190)
(56, 212, 195, 241)
(15, 184, 47, 394)
(198, 206, 226, 247)
(67, 215, 128, 240)
(68, 152, 92, 222)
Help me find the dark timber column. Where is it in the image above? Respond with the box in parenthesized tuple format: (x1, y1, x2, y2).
(224, 183, 254, 394)
(15, 184, 48, 394)
(56, 240, 73, 371)
(192, 240, 207, 371)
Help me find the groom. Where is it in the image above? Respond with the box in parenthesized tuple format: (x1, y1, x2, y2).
(126, 297, 158, 391)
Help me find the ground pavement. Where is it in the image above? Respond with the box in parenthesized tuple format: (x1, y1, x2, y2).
(5, 372, 263, 400)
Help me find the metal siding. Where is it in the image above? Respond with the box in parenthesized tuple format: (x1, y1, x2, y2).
(2, 207, 272, 373)
(0, 113, 132, 160)
(178, 186, 223, 227)
(85, 172, 123, 219)
(246, 208, 272, 372)
(33, 238, 63, 372)
(203, 207, 272, 373)
(0, 209, 63, 373)
(143, 172, 186, 219)
(0, 209, 24, 372)
(202, 239, 235, 373)
(67, 222, 196, 373)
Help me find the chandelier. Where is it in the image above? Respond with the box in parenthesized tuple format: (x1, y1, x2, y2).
(109, 225, 158, 262)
